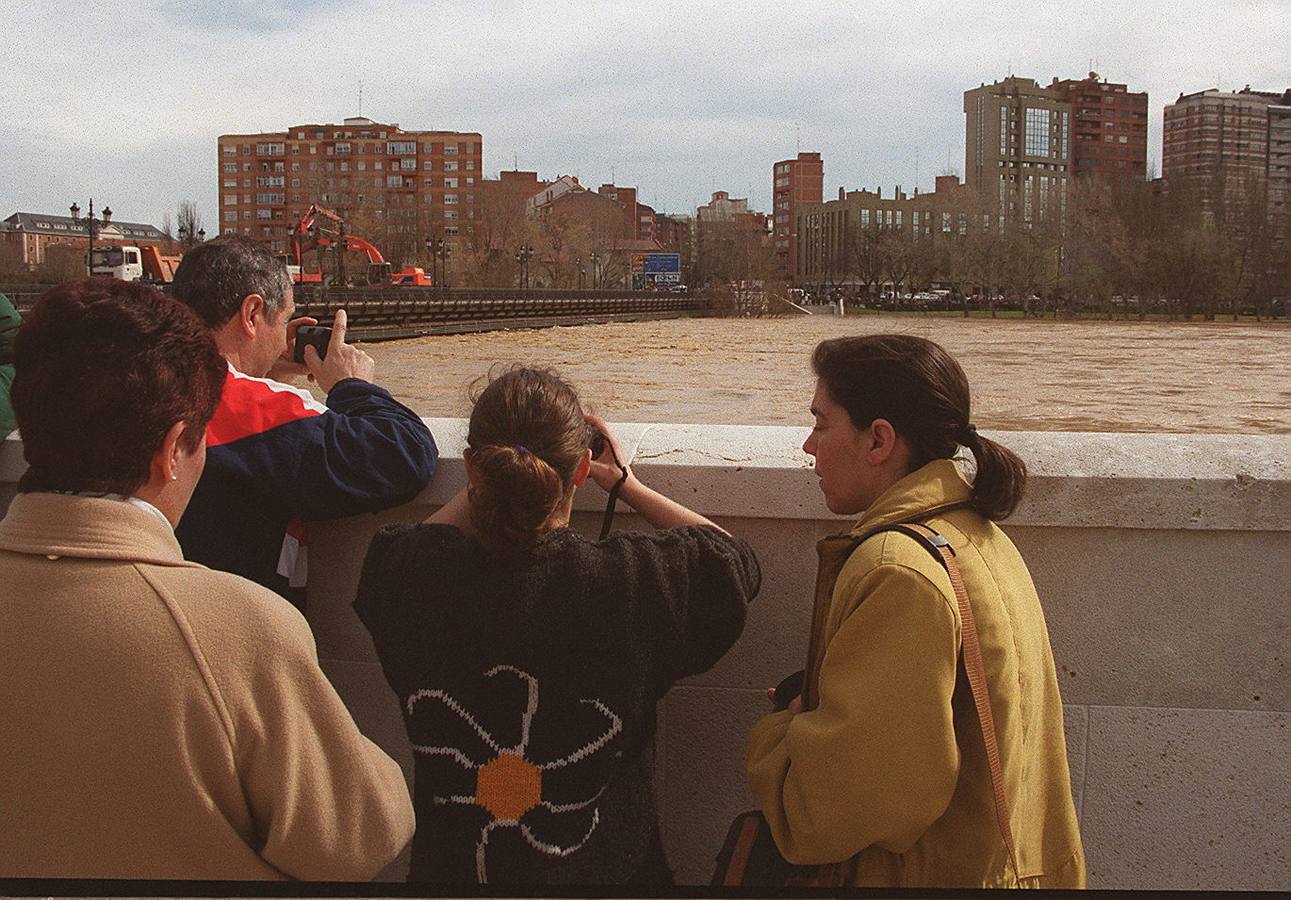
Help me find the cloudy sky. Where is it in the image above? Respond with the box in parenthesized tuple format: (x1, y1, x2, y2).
(1, 1, 1286, 231)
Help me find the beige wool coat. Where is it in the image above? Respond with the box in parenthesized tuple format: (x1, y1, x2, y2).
(747, 460, 1085, 888)
(0, 492, 414, 880)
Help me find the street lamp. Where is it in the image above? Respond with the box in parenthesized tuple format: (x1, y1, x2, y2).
(514, 244, 534, 289)
(70, 199, 111, 276)
(436, 237, 450, 289)
(576, 255, 585, 290)
(177, 225, 206, 248)
(589, 251, 600, 290)
(426, 235, 449, 288)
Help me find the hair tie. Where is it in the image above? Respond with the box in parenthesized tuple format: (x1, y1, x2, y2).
(961, 423, 979, 443)
(514, 445, 530, 456)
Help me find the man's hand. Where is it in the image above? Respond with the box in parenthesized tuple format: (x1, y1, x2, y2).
(267, 315, 319, 381)
(304, 309, 375, 393)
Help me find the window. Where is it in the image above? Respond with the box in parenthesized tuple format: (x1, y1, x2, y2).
(243, 178, 251, 187)
(1024, 107, 1051, 156)
(860, 209, 869, 225)
(466, 142, 475, 153)
(444, 161, 458, 171)
(465, 161, 475, 171)
(423, 160, 433, 170)
(222, 145, 236, 156)
(445, 177, 458, 188)
(374, 161, 384, 170)
(466, 176, 475, 185)
(256, 175, 285, 187)
(223, 179, 237, 188)
(387, 175, 403, 187)
(224, 195, 238, 206)
(340, 162, 350, 172)
(388, 140, 417, 155)
(445, 226, 460, 236)
(335, 142, 351, 155)
(242, 145, 251, 155)
(400, 158, 417, 171)
(291, 145, 300, 155)
(445, 194, 458, 204)
(224, 211, 237, 222)
(257, 192, 284, 204)
(444, 145, 459, 155)
(256, 143, 284, 156)
(243, 211, 252, 220)
(309, 145, 317, 154)
(444, 210, 458, 220)
(223, 162, 237, 173)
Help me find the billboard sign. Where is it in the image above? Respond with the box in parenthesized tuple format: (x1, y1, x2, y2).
(643, 253, 681, 275)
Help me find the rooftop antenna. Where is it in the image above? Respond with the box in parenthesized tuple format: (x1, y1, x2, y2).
(915, 148, 920, 192)
(796, 121, 801, 154)
(611, 166, 616, 183)
(358, 80, 363, 117)
(513, 152, 518, 170)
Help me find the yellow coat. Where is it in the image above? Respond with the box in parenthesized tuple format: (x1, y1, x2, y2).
(0, 493, 414, 879)
(747, 460, 1085, 888)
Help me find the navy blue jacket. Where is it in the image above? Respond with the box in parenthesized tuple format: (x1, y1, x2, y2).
(177, 367, 437, 600)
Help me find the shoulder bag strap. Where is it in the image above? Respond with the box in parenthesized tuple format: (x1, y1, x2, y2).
(897, 522, 1020, 885)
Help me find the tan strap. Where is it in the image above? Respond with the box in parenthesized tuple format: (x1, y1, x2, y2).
(902, 523, 1020, 883)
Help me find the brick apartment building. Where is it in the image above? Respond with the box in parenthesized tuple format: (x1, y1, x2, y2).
(1048, 72, 1149, 181)
(964, 76, 1072, 226)
(772, 152, 823, 283)
(217, 116, 482, 266)
(796, 175, 973, 287)
(1163, 86, 1291, 226)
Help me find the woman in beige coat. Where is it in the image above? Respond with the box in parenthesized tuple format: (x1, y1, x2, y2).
(747, 335, 1085, 888)
(0, 279, 414, 879)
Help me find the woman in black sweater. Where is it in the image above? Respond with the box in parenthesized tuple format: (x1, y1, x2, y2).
(354, 367, 760, 886)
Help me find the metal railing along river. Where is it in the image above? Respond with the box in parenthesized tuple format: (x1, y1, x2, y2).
(2, 284, 707, 339)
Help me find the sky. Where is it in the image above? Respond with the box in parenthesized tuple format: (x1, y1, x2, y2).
(1, 0, 1287, 231)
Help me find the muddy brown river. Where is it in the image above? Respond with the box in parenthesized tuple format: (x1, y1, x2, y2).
(351, 315, 1290, 433)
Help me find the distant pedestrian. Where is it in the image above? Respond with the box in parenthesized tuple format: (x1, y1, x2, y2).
(170, 236, 438, 605)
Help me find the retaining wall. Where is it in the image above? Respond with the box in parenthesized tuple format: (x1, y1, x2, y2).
(1, 425, 1287, 890)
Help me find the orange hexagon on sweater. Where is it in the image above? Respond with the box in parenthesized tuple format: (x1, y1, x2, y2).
(475, 753, 543, 821)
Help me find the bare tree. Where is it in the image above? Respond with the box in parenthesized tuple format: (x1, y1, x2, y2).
(176, 201, 203, 245)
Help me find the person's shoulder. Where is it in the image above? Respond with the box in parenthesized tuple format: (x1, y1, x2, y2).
(208, 368, 329, 448)
(152, 563, 314, 654)
(839, 528, 954, 604)
(368, 521, 472, 562)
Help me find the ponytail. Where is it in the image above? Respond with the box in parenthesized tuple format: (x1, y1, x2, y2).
(963, 431, 1027, 521)
(468, 444, 567, 554)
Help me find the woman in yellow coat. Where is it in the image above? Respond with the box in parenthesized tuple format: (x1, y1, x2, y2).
(746, 334, 1085, 888)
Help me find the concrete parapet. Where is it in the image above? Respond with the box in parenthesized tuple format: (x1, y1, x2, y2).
(1, 424, 1287, 889)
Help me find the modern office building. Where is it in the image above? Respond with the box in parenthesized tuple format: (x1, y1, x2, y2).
(964, 76, 1071, 226)
(1048, 72, 1149, 181)
(217, 116, 482, 264)
(771, 152, 823, 282)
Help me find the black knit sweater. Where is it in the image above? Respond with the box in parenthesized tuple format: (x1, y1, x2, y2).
(354, 523, 760, 886)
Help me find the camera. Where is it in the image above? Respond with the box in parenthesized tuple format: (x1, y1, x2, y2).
(292, 325, 332, 364)
(588, 426, 607, 459)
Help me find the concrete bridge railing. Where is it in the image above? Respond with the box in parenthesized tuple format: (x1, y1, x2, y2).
(1, 425, 1287, 890)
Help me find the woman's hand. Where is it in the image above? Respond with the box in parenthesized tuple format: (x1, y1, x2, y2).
(584, 413, 632, 493)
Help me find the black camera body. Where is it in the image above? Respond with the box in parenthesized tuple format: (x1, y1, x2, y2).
(293, 325, 332, 364)
(588, 428, 607, 459)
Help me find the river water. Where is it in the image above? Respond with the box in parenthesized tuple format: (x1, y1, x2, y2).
(358, 315, 1291, 433)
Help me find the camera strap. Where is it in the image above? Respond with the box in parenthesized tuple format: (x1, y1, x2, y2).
(598, 444, 631, 541)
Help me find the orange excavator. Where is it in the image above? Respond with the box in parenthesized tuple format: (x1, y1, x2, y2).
(289, 203, 433, 286)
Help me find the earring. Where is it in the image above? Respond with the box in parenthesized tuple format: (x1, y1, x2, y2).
(170, 473, 179, 482)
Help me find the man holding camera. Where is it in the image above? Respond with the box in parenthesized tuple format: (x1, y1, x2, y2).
(171, 236, 437, 606)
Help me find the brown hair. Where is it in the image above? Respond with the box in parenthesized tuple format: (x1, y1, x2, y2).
(466, 366, 593, 554)
(811, 334, 1026, 520)
(12, 278, 226, 494)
